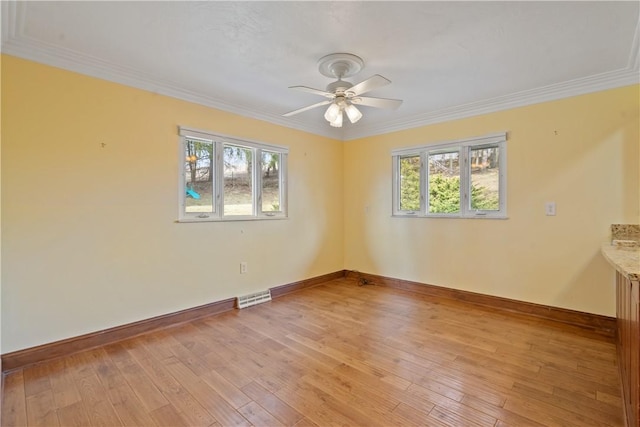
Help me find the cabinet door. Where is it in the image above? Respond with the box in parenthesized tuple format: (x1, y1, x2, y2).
(617, 273, 639, 427)
(618, 273, 631, 397)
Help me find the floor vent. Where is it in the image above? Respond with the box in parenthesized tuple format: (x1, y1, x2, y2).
(237, 290, 272, 309)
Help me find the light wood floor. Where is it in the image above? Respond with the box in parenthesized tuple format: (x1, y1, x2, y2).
(2, 279, 624, 426)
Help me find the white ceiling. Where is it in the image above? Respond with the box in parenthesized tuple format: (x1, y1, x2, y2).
(2, 1, 639, 140)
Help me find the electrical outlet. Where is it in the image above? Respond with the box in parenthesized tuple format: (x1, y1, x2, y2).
(240, 262, 248, 274)
(545, 202, 556, 216)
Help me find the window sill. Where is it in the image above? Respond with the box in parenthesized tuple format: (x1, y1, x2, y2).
(176, 215, 288, 223)
(392, 214, 508, 220)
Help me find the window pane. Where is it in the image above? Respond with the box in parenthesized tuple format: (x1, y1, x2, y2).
(428, 151, 460, 213)
(184, 139, 214, 214)
(470, 146, 500, 211)
(261, 151, 281, 212)
(224, 145, 253, 216)
(399, 155, 421, 211)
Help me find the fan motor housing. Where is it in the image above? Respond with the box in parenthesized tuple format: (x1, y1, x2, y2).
(326, 80, 353, 94)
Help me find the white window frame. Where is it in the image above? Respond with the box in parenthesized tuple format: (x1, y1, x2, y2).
(178, 126, 288, 222)
(392, 132, 507, 219)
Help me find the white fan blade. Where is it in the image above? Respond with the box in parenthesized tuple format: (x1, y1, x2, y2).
(289, 86, 335, 98)
(352, 96, 402, 109)
(348, 75, 391, 96)
(283, 100, 332, 117)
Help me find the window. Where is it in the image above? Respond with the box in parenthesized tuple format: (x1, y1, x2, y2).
(223, 144, 253, 216)
(178, 126, 288, 221)
(399, 155, 421, 212)
(392, 132, 507, 218)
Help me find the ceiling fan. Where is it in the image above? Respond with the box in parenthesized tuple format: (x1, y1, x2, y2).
(283, 53, 403, 128)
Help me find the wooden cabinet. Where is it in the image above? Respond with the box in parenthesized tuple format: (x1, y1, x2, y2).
(617, 271, 640, 427)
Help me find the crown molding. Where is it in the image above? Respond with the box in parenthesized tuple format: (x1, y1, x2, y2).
(0, 7, 341, 141)
(2, 2, 638, 142)
(344, 12, 639, 141)
(342, 66, 640, 141)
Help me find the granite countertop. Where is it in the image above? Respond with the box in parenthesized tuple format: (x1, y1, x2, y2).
(601, 243, 639, 282)
(601, 224, 640, 282)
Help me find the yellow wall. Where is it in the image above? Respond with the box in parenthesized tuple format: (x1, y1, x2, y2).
(0, 53, 3, 369)
(344, 85, 639, 316)
(2, 54, 638, 353)
(1, 56, 344, 353)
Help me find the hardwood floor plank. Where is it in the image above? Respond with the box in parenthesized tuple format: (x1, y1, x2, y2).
(276, 383, 356, 427)
(75, 374, 123, 427)
(328, 363, 439, 416)
(84, 348, 126, 390)
(380, 373, 413, 390)
(138, 331, 178, 361)
(208, 363, 256, 390)
(596, 390, 623, 408)
(22, 363, 53, 398)
(536, 364, 621, 397)
(460, 394, 546, 427)
(391, 402, 450, 427)
(56, 401, 91, 427)
(302, 368, 399, 414)
(164, 334, 213, 376)
(149, 404, 190, 427)
(238, 400, 285, 427)
(278, 380, 386, 427)
(415, 366, 508, 407)
(512, 382, 623, 425)
(241, 381, 304, 426)
(300, 376, 414, 427)
(64, 351, 99, 380)
(25, 389, 60, 426)
(286, 331, 409, 389)
(3, 279, 624, 427)
(200, 369, 252, 409)
(169, 323, 219, 357)
(106, 383, 157, 427)
(429, 404, 495, 427)
(2, 371, 28, 427)
(411, 375, 466, 402)
(49, 364, 82, 409)
(276, 337, 343, 371)
(130, 355, 217, 427)
(104, 342, 169, 412)
(553, 385, 623, 417)
(160, 357, 251, 427)
(407, 383, 498, 426)
(321, 333, 430, 384)
(377, 333, 458, 366)
(503, 393, 612, 426)
(293, 416, 321, 427)
(83, 400, 124, 427)
(576, 363, 623, 387)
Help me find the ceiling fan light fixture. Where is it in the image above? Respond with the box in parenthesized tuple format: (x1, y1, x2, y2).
(324, 102, 341, 122)
(329, 111, 343, 128)
(284, 52, 402, 128)
(344, 103, 363, 124)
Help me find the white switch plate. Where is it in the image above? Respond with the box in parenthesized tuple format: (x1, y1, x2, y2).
(545, 202, 556, 216)
(240, 261, 248, 274)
